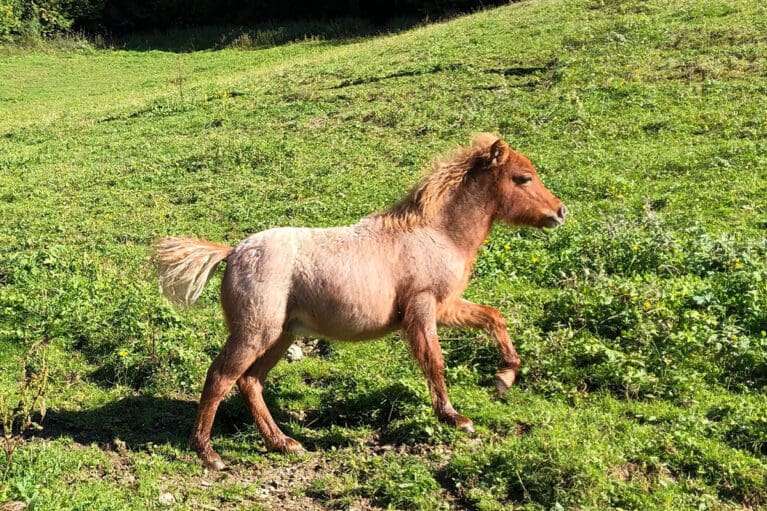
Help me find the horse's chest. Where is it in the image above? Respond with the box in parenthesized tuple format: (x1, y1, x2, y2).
(405, 254, 470, 302)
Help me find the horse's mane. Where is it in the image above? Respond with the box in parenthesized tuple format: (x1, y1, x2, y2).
(374, 133, 499, 231)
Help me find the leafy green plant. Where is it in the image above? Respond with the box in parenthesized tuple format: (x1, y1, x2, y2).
(0, 0, 23, 40)
(1, 339, 49, 498)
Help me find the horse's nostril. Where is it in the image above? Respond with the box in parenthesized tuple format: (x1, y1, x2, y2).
(557, 205, 568, 219)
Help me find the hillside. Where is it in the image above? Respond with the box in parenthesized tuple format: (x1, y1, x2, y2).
(1, 0, 766, 509)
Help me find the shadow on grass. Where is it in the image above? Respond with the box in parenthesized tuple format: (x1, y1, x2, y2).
(331, 62, 555, 89)
(33, 396, 198, 450)
(32, 381, 427, 453)
(33, 393, 262, 451)
(103, 17, 421, 53)
(90, 0, 512, 53)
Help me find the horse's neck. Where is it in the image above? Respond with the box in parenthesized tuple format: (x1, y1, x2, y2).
(437, 201, 494, 263)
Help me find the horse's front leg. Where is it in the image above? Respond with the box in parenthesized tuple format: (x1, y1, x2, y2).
(439, 299, 521, 396)
(403, 293, 474, 433)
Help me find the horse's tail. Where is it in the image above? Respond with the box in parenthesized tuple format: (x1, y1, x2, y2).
(153, 237, 233, 307)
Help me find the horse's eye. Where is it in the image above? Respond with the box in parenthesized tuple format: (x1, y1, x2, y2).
(513, 174, 533, 185)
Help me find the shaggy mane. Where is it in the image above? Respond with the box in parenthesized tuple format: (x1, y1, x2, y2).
(374, 133, 499, 231)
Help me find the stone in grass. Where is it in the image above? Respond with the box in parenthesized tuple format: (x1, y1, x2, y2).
(158, 492, 176, 506)
(285, 344, 304, 362)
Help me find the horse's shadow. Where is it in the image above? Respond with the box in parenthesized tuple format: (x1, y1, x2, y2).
(34, 383, 425, 455)
(35, 395, 199, 451)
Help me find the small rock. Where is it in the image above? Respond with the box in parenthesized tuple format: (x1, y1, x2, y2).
(285, 344, 304, 362)
(113, 438, 128, 455)
(158, 492, 176, 506)
(288, 409, 307, 422)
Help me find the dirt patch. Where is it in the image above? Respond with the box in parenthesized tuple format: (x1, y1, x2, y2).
(181, 454, 385, 510)
(229, 458, 329, 510)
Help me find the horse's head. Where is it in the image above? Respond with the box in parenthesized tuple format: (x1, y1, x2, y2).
(479, 136, 566, 229)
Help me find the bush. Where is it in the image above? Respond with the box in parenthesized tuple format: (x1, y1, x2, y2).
(0, 0, 24, 40)
(468, 213, 767, 400)
(0, 0, 103, 40)
(1, 0, 508, 40)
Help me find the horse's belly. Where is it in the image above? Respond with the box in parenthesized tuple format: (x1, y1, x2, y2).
(287, 276, 400, 341)
(288, 317, 398, 342)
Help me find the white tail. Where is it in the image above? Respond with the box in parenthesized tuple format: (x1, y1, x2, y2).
(154, 237, 233, 307)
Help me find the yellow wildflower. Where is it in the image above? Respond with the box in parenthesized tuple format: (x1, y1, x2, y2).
(504, 243, 511, 251)
(118, 349, 129, 357)
(631, 244, 639, 251)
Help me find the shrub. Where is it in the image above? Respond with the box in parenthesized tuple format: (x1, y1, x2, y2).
(0, 0, 104, 39)
(1, 0, 508, 40)
(0, 0, 24, 40)
(469, 214, 767, 399)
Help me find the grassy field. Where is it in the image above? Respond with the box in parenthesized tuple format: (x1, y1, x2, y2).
(1, 0, 766, 509)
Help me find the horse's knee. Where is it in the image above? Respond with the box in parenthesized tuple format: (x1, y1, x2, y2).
(485, 307, 507, 332)
(236, 372, 264, 396)
(202, 365, 224, 392)
(236, 374, 252, 392)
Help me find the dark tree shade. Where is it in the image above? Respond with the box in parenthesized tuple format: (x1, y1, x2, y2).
(80, 0, 509, 33)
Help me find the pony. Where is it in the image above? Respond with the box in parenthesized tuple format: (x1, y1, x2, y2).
(154, 133, 566, 470)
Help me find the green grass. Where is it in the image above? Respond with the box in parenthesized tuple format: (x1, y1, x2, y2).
(1, 0, 766, 509)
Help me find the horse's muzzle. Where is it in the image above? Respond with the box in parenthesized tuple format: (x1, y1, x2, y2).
(542, 204, 567, 228)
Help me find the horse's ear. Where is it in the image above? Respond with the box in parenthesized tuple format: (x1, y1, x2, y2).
(489, 139, 511, 167)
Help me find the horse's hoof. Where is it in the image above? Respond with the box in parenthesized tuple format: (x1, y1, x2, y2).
(268, 437, 306, 455)
(205, 458, 226, 471)
(191, 437, 226, 471)
(449, 414, 475, 434)
(494, 368, 517, 397)
(284, 439, 306, 455)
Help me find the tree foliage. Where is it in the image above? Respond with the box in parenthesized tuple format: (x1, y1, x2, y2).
(0, 0, 507, 39)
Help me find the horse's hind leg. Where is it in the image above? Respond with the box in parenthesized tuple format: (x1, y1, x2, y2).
(189, 333, 273, 470)
(236, 334, 305, 454)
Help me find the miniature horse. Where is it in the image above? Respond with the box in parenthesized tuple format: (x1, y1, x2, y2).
(155, 134, 566, 470)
